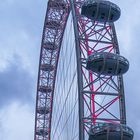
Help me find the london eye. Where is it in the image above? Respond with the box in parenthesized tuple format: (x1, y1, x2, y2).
(34, 0, 134, 140)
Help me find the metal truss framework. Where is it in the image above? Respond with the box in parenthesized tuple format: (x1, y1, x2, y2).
(34, 1, 70, 140)
(34, 0, 127, 140)
(71, 0, 126, 140)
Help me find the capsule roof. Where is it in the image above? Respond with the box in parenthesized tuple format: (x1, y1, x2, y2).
(81, 0, 121, 23)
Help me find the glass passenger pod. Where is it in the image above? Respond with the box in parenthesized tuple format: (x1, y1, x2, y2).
(88, 123, 134, 140)
(40, 64, 54, 71)
(37, 107, 50, 114)
(81, 0, 121, 23)
(38, 86, 52, 93)
(36, 128, 48, 136)
(86, 52, 129, 76)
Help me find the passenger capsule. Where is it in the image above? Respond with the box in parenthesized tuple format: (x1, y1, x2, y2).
(86, 52, 129, 75)
(89, 123, 134, 140)
(81, 0, 121, 23)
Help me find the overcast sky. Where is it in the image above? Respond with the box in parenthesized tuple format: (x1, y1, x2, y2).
(0, 0, 140, 140)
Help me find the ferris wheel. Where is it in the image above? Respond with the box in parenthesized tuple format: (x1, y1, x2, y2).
(34, 0, 134, 140)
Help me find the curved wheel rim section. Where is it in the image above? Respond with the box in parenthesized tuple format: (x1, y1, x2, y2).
(34, 1, 70, 140)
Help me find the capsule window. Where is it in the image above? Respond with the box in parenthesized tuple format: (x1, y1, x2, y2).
(110, 14, 114, 20)
(92, 11, 96, 17)
(108, 68, 113, 70)
(101, 13, 105, 19)
(108, 68, 113, 74)
(98, 66, 102, 72)
(118, 68, 122, 74)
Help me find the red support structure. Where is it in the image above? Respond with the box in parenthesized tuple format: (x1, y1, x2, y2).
(71, 0, 127, 139)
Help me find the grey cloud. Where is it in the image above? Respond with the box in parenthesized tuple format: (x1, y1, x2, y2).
(0, 55, 35, 106)
(0, 1, 46, 41)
